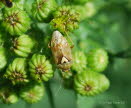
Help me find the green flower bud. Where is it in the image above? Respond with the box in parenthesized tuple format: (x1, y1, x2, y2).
(0, 47, 7, 70)
(98, 74, 110, 92)
(74, 69, 100, 96)
(84, 2, 97, 18)
(72, 51, 87, 74)
(11, 34, 35, 57)
(2, 5, 31, 36)
(29, 54, 53, 82)
(87, 48, 109, 72)
(73, 2, 96, 21)
(50, 6, 80, 34)
(0, 87, 18, 104)
(74, 69, 110, 96)
(61, 71, 72, 79)
(4, 58, 29, 85)
(32, 0, 57, 22)
(20, 83, 44, 103)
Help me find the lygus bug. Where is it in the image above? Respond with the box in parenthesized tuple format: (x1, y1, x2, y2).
(49, 31, 73, 72)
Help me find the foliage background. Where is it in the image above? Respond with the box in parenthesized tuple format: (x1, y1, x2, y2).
(0, 0, 131, 108)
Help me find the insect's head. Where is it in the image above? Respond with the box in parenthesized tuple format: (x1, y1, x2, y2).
(58, 56, 73, 72)
(51, 30, 63, 46)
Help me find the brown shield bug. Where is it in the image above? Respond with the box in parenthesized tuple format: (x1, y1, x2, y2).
(49, 31, 73, 72)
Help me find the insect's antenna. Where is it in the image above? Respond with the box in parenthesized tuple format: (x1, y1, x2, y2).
(65, 32, 74, 48)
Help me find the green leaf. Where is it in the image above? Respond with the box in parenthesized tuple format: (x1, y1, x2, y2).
(49, 70, 77, 108)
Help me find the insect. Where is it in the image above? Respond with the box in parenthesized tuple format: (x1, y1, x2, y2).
(49, 30, 73, 72)
(1, 0, 13, 8)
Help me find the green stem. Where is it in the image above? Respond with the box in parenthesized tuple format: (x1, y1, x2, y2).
(76, 93, 78, 108)
(45, 82, 55, 108)
(108, 48, 131, 58)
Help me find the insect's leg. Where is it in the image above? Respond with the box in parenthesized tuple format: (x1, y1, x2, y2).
(48, 42, 51, 48)
(65, 32, 74, 48)
(70, 45, 74, 48)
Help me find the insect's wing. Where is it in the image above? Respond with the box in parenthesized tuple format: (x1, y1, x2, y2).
(51, 43, 63, 64)
(61, 37, 72, 62)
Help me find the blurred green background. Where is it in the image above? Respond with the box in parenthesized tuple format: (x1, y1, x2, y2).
(0, 0, 131, 108)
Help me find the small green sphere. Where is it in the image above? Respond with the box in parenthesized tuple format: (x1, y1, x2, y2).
(72, 51, 87, 74)
(74, 69, 100, 96)
(32, 0, 57, 22)
(50, 6, 80, 34)
(98, 74, 110, 92)
(61, 71, 73, 79)
(74, 69, 110, 96)
(87, 48, 109, 72)
(0, 87, 19, 104)
(4, 58, 29, 85)
(20, 83, 44, 103)
(2, 5, 31, 36)
(73, 2, 96, 21)
(11, 34, 35, 57)
(29, 54, 53, 82)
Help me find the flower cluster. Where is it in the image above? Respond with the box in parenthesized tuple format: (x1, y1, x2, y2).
(0, 0, 110, 104)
